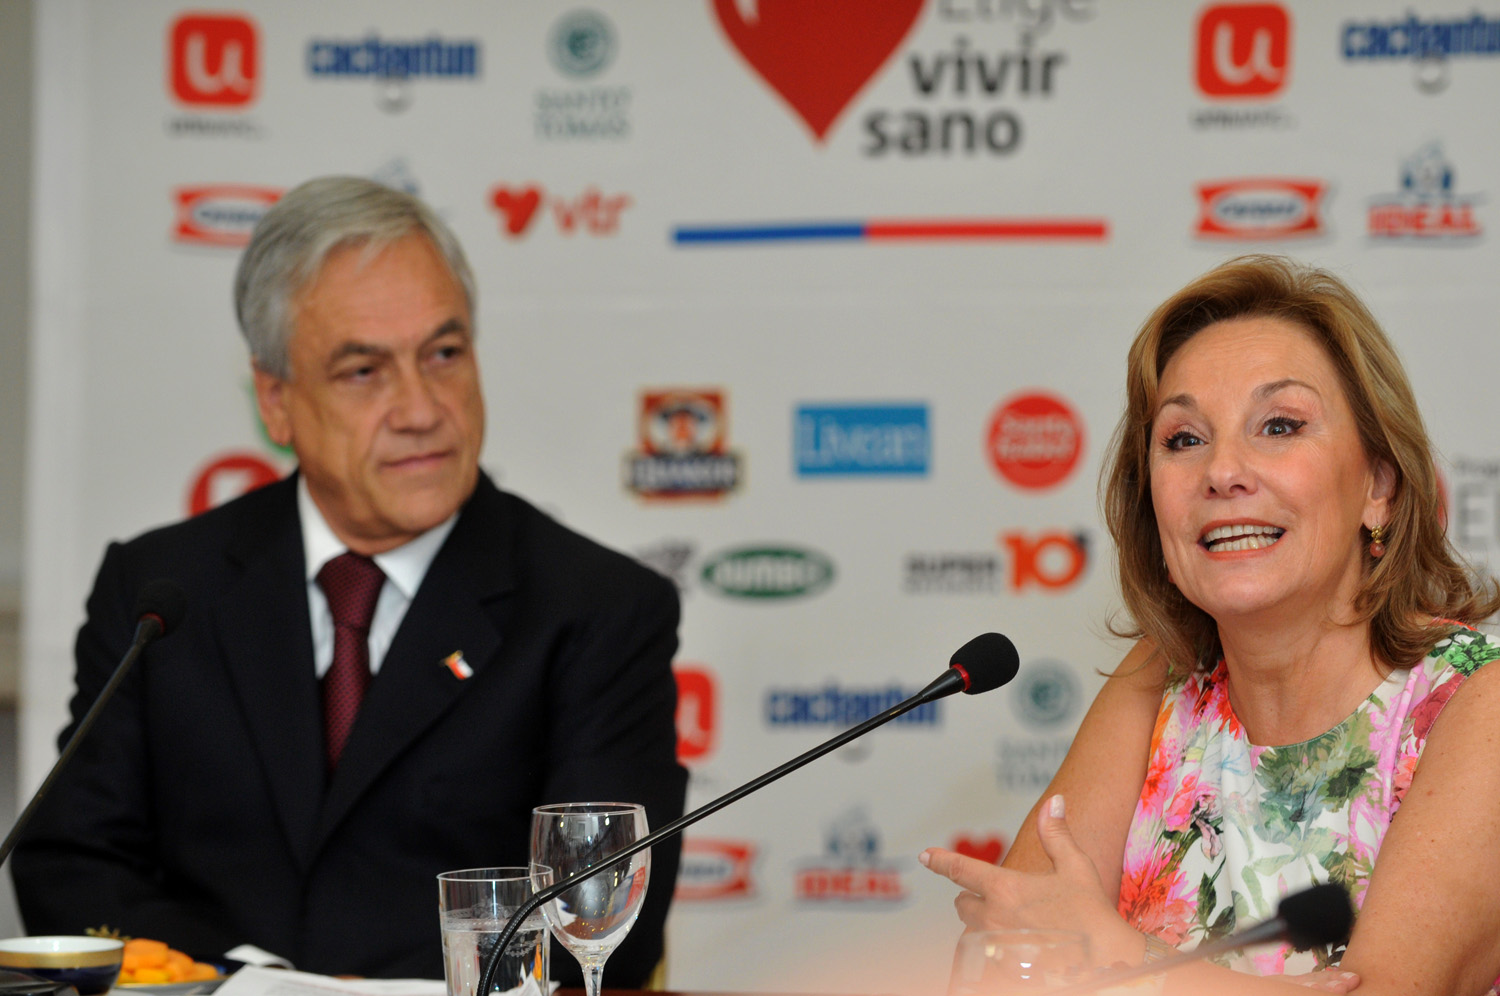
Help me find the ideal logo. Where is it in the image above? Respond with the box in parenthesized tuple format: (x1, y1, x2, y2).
(795, 404, 930, 477)
(676, 839, 757, 901)
(986, 391, 1084, 490)
(701, 546, 835, 599)
(489, 184, 631, 238)
(674, 664, 718, 764)
(625, 390, 742, 500)
(172, 185, 282, 248)
(765, 684, 939, 727)
(711, 0, 923, 142)
(1000, 530, 1088, 592)
(1195, 3, 1291, 98)
(169, 13, 259, 108)
(1195, 178, 1327, 239)
(1368, 142, 1482, 241)
(186, 452, 283, 516)
(795, 807, 906, 903)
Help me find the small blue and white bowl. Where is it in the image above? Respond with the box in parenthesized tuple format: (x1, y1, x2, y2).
(0, 936, 125, 995)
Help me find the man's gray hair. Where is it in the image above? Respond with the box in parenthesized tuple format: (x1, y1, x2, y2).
(234, 176, 477, 378)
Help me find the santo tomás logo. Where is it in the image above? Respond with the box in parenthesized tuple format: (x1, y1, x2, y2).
(172, 185, 282, 248)
(700, 545, 835, 600)
(986, 391, 1084, 490)
(1195, 178, 1328, 240)
(996, 657, 1083, 793)
(537, 8, 631, 141)
(795, 807, 906, 904)
(625, 390, 741, 500)
(676, 839, 758, 902)
(1367, 142, 1482, 241)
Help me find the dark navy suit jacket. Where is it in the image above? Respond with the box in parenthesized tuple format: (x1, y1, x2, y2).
(12, 473, 686, 985)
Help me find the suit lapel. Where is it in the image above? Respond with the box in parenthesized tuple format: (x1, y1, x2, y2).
(315, 478, 518, 849)
(213, 479, 327, 872)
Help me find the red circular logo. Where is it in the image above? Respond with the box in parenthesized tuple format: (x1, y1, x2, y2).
(187, 452, 283, 516)
(986, 392, 1084, 490)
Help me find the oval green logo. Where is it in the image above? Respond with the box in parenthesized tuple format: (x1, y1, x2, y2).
(700, 546, 835, 599)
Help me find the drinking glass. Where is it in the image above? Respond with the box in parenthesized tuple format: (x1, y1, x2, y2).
(949, 930, 1092, 994)
(530, 802, 650, 996)
(437, 867, 549, 996)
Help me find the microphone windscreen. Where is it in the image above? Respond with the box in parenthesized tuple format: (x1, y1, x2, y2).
(134, 579, 188, 637)
(950, 633, 1020, 694)
(1277, 883, 1354, 951)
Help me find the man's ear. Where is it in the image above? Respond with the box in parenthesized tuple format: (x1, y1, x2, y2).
(252, 364, 293, 449)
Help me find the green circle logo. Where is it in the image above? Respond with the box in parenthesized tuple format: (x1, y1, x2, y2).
(1010, 660, 1080, 729)
(549, 10, 615, 78)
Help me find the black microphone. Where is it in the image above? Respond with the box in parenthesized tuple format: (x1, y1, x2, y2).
(476, 634, 1021, 996)
(0, 579, 187, 867)
(1049, 883, 1355, 995)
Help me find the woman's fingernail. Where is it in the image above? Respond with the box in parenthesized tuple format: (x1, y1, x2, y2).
(918, 850, 932, 868)
(1049, 794, 1065, 819)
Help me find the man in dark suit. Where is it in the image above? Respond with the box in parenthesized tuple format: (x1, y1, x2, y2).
(11, 177, 686, 987)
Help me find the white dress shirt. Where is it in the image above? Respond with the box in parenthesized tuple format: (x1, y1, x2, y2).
(298, 477, 458, 678)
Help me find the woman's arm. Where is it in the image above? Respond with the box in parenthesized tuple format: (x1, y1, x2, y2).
(920, 639, 1167, 966)
(1334, 662, 1500, 995)
(1001, 638, 1167, 893)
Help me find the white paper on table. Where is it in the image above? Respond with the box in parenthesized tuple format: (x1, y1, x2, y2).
(210, 965, 556, 996)
(212, 966, 447, 996)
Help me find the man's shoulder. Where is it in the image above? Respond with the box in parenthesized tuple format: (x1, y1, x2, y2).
(109, 476, 297, 570)
(470, 481, 675, 603)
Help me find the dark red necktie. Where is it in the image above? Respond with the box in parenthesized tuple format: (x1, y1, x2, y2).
(317, 552, 385, 769)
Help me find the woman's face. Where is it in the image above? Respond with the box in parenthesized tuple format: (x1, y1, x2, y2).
(1148, 316, 1392, 626)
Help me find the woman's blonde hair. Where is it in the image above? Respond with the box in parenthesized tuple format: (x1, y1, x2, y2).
(1103, 255, 1500, 674)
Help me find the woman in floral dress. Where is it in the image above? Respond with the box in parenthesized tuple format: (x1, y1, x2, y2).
(923, 256, 1500, 995)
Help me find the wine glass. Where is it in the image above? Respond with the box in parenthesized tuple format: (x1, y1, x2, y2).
(530, 802, 650, 996)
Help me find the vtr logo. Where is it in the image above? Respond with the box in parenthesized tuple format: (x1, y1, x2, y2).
(169, 13, 259, 107)
(1195, 4, 1290, 98)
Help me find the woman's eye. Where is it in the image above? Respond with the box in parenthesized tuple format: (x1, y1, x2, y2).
(1162, 431, 1202, 451)
(1263, 417, 1307, 437)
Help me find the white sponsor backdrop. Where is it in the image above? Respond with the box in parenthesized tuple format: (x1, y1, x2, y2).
(25, 1, 1500, 992)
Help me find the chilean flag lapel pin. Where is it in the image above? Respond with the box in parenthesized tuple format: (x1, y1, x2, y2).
(442, 651, 473, 680)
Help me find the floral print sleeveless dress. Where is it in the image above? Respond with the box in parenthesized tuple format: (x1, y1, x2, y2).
(1117, 626, 1499, 976)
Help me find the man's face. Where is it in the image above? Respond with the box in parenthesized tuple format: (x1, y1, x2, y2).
(253, 233, 485, 554)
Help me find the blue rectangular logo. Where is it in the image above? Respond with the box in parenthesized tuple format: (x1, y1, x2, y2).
(794, 404, 930, 477)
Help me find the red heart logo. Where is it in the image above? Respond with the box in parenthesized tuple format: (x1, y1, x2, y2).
(711, 0, 925, 142)
(951, 834, 1005, 865)
(490, 184, 543, 237)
